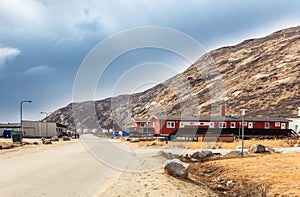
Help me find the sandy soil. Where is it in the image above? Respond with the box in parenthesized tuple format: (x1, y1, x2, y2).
(0, 137, 80, 160)
(100, 169, 217, 197)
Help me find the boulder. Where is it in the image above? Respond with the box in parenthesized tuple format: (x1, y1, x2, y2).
(62, 136, 71, 141)
(51, 136, 59, 141)
(44, 140, 52, 144)
(148, 141, 157, 146)
(294, 144, 299, 147)
(249, 144, 266, 153)
(158, 151, 174, 159)
(191, 150, 213, 159)
(33, 142, 39, 145)
(164, 159, 189, 178)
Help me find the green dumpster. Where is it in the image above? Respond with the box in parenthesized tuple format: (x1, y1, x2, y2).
(170, 135, 176, 141)
(11, 130, 22, 142)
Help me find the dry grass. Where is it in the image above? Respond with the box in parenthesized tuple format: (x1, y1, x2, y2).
(189, 139, 297, 149)
(189, 153, 300, 196)
(135, 139, 299, 150)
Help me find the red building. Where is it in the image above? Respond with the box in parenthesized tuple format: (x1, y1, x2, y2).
(149, 114, 292, 138)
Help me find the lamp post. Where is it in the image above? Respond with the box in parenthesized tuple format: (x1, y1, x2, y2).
(41, 112, 51, 138)
(240, 109, 247, 157)
(20, 100, 32, 140)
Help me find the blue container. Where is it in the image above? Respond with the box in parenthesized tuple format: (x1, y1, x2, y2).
(3, 130, 11, 138)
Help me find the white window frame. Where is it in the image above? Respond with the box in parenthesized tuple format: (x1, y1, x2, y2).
(230, 122, 236, 128)
(209, 122, 214, 128)
(248, 122, 253, 128)
(219, 122, 226, 128)
(167, 121, 175, 128)
(275, 122, 280, 127)
(242, 122, 247, 126)
(265, 122, 270, 129)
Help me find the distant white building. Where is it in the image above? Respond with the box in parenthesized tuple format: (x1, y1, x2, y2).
(22, 121, 68, 137)
(288, 107, 300, 134)
(289, 118, 300, 134)
(0, 121, 68, 137)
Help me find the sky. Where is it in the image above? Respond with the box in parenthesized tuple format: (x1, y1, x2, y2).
(0, 0, 300, 122)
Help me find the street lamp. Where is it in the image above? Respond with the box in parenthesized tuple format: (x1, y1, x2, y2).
(20, 100, 32, 139)
(240, 109, 247, 157)
(41, 112, 51, 137)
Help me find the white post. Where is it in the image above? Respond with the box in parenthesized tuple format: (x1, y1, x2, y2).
(240, 109, 247, 157)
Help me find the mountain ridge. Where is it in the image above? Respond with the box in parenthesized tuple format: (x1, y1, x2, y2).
(46, 25, 300, 130)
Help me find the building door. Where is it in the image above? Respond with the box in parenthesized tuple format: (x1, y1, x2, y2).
(248, 122, 253, 128)
(281, 123, 286, 129)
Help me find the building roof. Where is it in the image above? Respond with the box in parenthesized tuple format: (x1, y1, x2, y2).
(132, 118, 150, 123)
(0, 123, 21, 128)
(150, 114, 291, 122)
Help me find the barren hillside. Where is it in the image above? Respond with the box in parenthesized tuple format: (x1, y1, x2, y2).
(47, 25, 300, 130)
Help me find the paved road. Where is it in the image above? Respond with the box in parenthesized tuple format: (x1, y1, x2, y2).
(0, 135, 123, 197)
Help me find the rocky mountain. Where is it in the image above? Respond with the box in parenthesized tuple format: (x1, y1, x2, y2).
(47, 25, 300, 130)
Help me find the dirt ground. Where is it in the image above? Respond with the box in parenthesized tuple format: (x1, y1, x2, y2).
(188, 153, 300, 197)
(0, 137, 79, 159)
(2, 137, 300, 196)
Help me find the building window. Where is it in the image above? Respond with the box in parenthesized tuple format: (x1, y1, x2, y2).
(140, 123, 145, 128)
(248, 122, 253, 128)
(219, 122, 226, 128)
(242, 122, 247, 126)
(265, 122, 270, 129)
(200, 122, 204, 125)
(230, 122, 236, 128)
(167, 121, 175, 128)
(275, 122, 280, 127)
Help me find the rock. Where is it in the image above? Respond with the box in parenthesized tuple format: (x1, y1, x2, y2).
(215, 145, 222, 149)
(294, 144, 299, 147)
(249, 144, 266, 153)
(62, 136, 71, 141)
(191, 150, 213, 159)
(130, 138, 140, 143)
(265, 147, 275, 153)
(3, 145, 14, 149)
(51, 136, 59, 141)
(227, 180, 233, 188)
(166, 152, 173, 159)
(33, 142, 39, 145)
(44, 140, 52, 144)
(172, 154, 179, 159)
(164, 159, 189, 178)
(228, 150, 241, 155)
(125, 137, 131, 141)
(148, 141, 157, 146)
